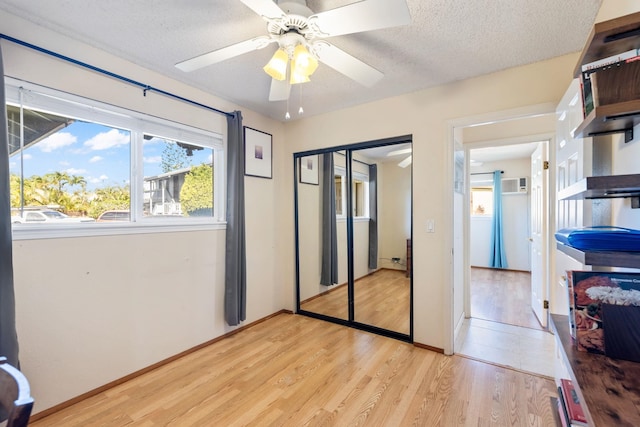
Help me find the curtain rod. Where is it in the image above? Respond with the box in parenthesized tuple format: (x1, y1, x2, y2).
(0, 34, 234, 118)
(470, 171, 504, 175)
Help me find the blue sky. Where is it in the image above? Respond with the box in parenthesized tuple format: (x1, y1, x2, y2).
(9, 120, 212, 190)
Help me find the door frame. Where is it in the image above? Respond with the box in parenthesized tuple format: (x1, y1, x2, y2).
(444, 103, 557, 355)
(293, 135, 414, 343)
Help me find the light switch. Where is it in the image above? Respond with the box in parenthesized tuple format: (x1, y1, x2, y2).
(426, 219, 435, 233)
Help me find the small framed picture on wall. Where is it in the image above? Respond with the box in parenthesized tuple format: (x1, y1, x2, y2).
(299, 154, 319, 185)
(244, 127, 272, 179)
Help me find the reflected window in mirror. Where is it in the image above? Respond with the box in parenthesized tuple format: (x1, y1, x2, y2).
(334, 175, 343, 216)
(335, 165, 369, 219)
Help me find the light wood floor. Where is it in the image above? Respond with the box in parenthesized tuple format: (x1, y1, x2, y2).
(31, 314, 558, 426)
(470, 267, 543, 330)
(300, 269, 410, 335)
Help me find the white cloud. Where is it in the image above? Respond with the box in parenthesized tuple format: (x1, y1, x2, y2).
(143, 156, 162, 164)
(9, 162, 16, 168)
(88, 174, 109, 184)
(22, 153, 32, 160)
(206, 154, 213, 163)
(89, 156, 103, 163)
(66, 168, 87, 175)
(84, 129, 129, 151)
(59, 160, 70, 166)
(39, 132, 77, 152)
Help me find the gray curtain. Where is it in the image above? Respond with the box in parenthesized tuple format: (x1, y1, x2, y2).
(224, 111, 246, 326)
(368, 164, 378, 269)
(320, 153, 338, 286)
(0, 44, 19, 367)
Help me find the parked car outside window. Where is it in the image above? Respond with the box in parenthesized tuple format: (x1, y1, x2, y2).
(11, 210, 95, 224)
(96, 210, 130, 222)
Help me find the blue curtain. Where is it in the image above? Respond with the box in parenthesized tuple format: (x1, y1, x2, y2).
(0, 43, 20, 367)
(224, 111, 246, 326)
(490, 170, 507, 269)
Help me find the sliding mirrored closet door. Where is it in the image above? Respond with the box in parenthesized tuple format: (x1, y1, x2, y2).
(294, 137, 413, 341)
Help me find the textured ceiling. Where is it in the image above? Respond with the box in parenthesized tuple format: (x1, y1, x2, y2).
(0, 0, 602, 121)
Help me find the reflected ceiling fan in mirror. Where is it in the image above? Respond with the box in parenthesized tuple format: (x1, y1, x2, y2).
(387, 147, 412, 168)
(175, 0, 411, 103)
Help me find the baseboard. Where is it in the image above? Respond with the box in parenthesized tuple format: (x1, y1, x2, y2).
(413, 342, 444, 354)
(30, 309, 293, 422)
(471, 266, 531, 273)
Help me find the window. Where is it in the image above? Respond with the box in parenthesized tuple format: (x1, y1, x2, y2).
(6, 79, 224, 234)
(334, 166, 369, 218)
(470, 186, 493, 215)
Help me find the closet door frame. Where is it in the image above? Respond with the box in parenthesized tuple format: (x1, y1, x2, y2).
(294, 135, 413, 343)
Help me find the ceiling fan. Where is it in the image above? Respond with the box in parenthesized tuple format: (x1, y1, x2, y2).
(386, 147, 412, 168)
(175, 0, 411, 102)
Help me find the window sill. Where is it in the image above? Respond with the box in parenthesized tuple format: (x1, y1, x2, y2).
(11, 220, 227, 241)
(336, 216, 371, 223)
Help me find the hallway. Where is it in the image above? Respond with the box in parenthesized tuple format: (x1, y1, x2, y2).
(456, 268, 555, 377)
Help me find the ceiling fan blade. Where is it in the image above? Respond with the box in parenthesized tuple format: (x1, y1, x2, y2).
(398, 155, 412, 168)
(387, 148, 412, 157)
(308, 0, 411, 38)
(312, 41, 383, 87)
(239, 0, 286, 20)
(269, 78, 291, 101)
(176, 36, 274, 72)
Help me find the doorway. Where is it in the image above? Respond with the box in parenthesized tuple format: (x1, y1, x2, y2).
(448, 111, 556, 376)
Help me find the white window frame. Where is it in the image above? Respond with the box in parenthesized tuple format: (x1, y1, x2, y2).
(334, 165, 370, 220)
(6, 78, 226, 240)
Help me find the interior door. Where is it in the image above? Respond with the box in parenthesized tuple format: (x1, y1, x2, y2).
(530, 142, 548, 327)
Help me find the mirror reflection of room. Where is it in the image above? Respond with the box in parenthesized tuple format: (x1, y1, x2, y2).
(296, 140, 412, 337)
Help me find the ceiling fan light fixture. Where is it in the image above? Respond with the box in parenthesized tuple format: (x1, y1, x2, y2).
(290, 69, 311, 84)
(289, 44, 318, 84)
(263, 48, 288, 81)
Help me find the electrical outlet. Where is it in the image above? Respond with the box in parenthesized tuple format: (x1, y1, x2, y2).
(391, 257, 400, 263)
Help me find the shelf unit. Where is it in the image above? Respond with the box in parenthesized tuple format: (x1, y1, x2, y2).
(557, 174, 640, 206)
(556, 243, 640, 268)
(551, 314, 640, 426)
(572, 11, 640, 142)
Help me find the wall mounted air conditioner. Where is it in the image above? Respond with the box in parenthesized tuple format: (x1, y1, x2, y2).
(502, 177, 528, 194)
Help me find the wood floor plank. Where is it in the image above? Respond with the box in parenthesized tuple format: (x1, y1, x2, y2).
(31, 314, 557, 426)
(470, 267, 543, 330)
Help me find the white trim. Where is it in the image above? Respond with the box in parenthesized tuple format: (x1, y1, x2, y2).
(446, 102, 558, 356)
(12, 221, 226, 240)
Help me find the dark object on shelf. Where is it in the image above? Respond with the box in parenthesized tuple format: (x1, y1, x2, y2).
(573, 11, 640, 142)
(555, 226, 640, 251)
(602, 303, 640, 363)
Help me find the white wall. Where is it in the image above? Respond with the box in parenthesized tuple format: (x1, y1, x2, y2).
(469, 158, 531, 271)
(378, 161, 411, 270)
(285, 53, 578, 350)
(2, 11, 287, 413)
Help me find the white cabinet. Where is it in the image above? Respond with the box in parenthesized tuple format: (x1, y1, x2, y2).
(553, 80, 593, 315)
